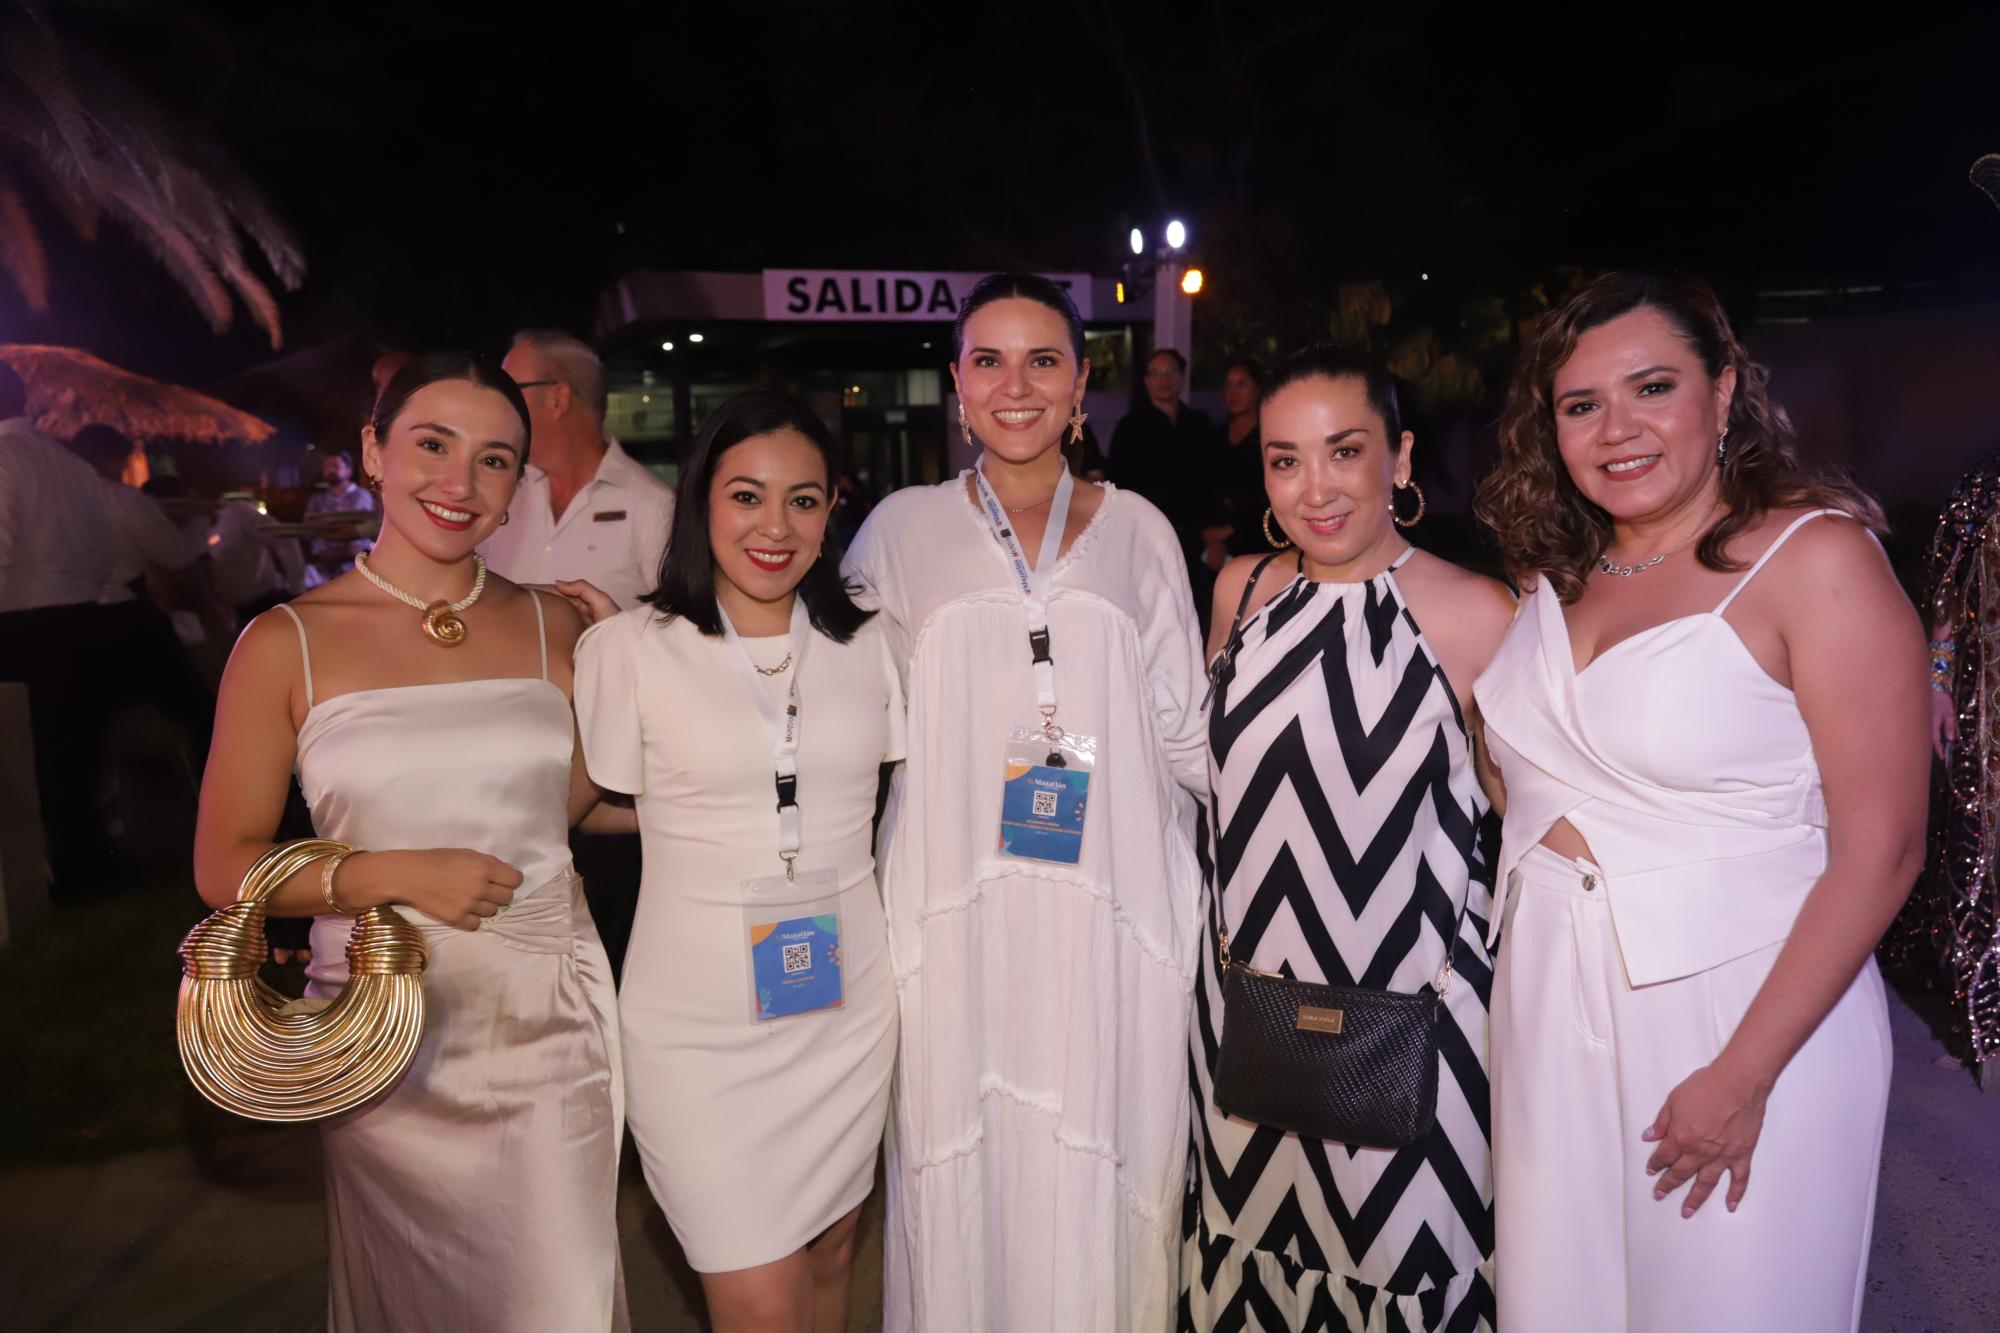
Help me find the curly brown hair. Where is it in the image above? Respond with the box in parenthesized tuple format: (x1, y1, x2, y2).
(1474, 271, 1883, 602)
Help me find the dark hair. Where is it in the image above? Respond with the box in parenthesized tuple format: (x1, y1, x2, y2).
(369, 350, 533, 469)
(142, 474, 190, 500)
(322, 449, 355, 467)
(1263, 344, 1406, 442)
(952, 272, 1087, 365)
(1475, 270, 1884, 602)
(644, 389, 874, 643)
(1146, 347, 1189, 375)
(0, 361, 24, 418)
(1224, 357, 1267, 389)
(69, 422, 134, 470)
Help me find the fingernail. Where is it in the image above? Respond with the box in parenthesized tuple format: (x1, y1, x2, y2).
(1681, 1206, 1694, 1218)
(1653, 1188, 1666, 1200)
(1727, 1202, 1737, 1212)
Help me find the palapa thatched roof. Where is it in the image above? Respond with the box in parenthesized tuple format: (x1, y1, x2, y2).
(0, 343, 276, 445)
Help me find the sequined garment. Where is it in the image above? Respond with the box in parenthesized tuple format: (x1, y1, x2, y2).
(1888, 450, 2000, 1064)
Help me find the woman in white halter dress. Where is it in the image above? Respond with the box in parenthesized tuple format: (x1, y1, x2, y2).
(194, 354, 626, 1332)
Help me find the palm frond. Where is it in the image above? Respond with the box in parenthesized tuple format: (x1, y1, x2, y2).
(0, 177, 50, 308)
(0, 5, 305, 345)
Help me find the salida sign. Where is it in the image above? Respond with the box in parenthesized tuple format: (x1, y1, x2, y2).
(761, 270, 1094, 323)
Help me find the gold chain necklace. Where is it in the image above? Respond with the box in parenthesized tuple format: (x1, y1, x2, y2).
(355, 553, 488, 646)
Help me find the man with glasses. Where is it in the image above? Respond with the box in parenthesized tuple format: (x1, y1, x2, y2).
(483, 328, 675, 612)
(483, 329, 673, 979)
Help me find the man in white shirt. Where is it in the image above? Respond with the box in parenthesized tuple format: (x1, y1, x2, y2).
(481, 329, 670, 975)
(1, 421, 210, 614)
(0, 376, 214, 890)
(481, 329, 675, 610)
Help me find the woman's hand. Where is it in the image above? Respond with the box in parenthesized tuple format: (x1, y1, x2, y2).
(1641, 1061, 1770, 1217)
(545, 579, 620, 626)
(343, 849, 523, 931)
(1931, 689, 1958, 760)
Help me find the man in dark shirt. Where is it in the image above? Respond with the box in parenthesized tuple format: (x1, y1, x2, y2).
(1107, 347, 1221, 621)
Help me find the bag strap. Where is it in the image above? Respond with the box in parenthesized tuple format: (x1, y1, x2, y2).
(1206, 546, 1480, 1000)
(1202, 550, 1295, 714)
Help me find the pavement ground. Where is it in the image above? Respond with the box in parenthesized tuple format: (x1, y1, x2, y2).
(2, 986, 1995, 1331)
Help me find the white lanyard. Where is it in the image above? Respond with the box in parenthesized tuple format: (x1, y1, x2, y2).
(719, 597, 810, 875)
(972, 457, 1074, 725)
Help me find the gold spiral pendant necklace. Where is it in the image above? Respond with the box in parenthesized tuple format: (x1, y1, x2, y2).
(355, 552, 488, 646)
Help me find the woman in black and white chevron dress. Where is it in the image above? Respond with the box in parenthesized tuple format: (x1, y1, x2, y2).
(1183, 348, 1513, 1332)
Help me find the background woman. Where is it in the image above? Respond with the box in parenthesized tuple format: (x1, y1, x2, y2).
(1886, 447, 2000, 1088)
(1186, 348, 1512, 1331)
(845, 274, 1207, 1331)
(574, 390, 900, 1333)
(1200, 356, 1268, 568)
(1473, 271, 1927, 1332)
(192, 352, 626, 1331)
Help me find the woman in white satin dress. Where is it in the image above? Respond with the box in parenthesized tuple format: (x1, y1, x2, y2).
(575, 389, 898, 1333)
(194, 352, 629, 1332)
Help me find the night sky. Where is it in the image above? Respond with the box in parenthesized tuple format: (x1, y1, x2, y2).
(7, 3, 2000, 385)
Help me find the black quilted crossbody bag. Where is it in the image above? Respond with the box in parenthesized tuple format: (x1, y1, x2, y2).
(1204, 553, 1469, 1149)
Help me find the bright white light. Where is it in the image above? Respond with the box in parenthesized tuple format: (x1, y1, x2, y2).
(1421, 272, 1430, 281)
(689, 332, 705, 344)
(660, 340, 673, 351)
(1165, 219, 1187, 249)
(641, 394, 651, 403)
(1129, 227, 1144, 255)
(255, 502, 268, 515)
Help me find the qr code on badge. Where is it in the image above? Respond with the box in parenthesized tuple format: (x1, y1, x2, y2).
(782, 941, 813, 974)
(1031, 789, 1060, 818)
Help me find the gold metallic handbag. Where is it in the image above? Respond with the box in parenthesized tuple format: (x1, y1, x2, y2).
(176, 838, 430, 1122)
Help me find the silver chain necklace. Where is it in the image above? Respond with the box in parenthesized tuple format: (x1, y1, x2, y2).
(1597, 518, 1710, 579)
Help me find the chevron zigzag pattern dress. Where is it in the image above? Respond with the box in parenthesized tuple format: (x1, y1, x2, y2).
(1182, 557, 1498, 1332)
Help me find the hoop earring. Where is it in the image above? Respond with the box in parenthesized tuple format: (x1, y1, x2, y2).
(1262, 507, 1292, 549)
(498, 510, 510, 527)
(1716, 428, 1730, 467)
(1392, 479, 1426, 529)
(958, 402, 974, 450)
(1068, 408, 1088, 447)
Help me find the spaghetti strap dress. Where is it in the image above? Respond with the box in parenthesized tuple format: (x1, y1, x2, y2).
(281, 594, 627, 1333)
(1473, 511, 1893, 1333)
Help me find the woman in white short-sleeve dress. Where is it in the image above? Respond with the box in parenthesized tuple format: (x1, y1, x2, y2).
(575, 390, 901, 1332)
(844, 274, 1208, 1332)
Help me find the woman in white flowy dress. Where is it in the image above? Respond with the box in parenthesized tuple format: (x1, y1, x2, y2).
(845, 273, 1208, 1332)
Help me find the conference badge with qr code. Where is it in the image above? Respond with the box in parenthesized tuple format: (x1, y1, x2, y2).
(741, 866, 844, 1022)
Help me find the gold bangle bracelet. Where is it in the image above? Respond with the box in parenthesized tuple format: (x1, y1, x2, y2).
(321, 850, 354, 916)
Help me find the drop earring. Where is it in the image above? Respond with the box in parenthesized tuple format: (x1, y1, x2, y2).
(1716, 428, 1730, 467)
(958, 402, 974, 450)
(1068, 408, 1088, 447)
